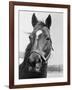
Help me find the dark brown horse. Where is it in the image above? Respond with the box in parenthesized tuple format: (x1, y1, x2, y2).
(19, 13, 53, 79)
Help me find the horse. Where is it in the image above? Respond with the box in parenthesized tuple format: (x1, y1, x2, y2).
(19, 13, 53, 79)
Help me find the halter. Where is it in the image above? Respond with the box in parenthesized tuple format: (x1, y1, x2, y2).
(31, 49, 52, 64)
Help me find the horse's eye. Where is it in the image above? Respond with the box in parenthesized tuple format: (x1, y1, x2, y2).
(46, 37, 50, 40)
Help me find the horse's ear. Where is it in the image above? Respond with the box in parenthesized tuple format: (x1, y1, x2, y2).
(32, 13, 38, 27)
(45, 15, 52, 29)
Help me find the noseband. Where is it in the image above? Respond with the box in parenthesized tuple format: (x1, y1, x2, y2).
(31, 49, 52, 63)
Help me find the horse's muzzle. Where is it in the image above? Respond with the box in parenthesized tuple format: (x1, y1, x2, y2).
(29, 52, 42, 72)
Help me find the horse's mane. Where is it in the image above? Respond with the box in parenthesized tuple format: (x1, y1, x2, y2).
(23, 42, 32, 64)
(19, 42, 33, 73)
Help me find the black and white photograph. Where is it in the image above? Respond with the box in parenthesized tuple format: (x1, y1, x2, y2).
(9, 1, 70, 88)
(19, 11, 63, 79)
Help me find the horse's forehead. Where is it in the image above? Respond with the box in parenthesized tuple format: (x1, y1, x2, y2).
(33, 22, 50, 36)
(43, 27, 50, 36)
(34, 22, 43, 30)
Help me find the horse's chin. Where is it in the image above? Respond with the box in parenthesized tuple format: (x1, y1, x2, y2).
(35, 63, 41, 72)
(28, 63, 42, 72)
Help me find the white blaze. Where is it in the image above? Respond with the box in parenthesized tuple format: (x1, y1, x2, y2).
(36, 30, 42, 39)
